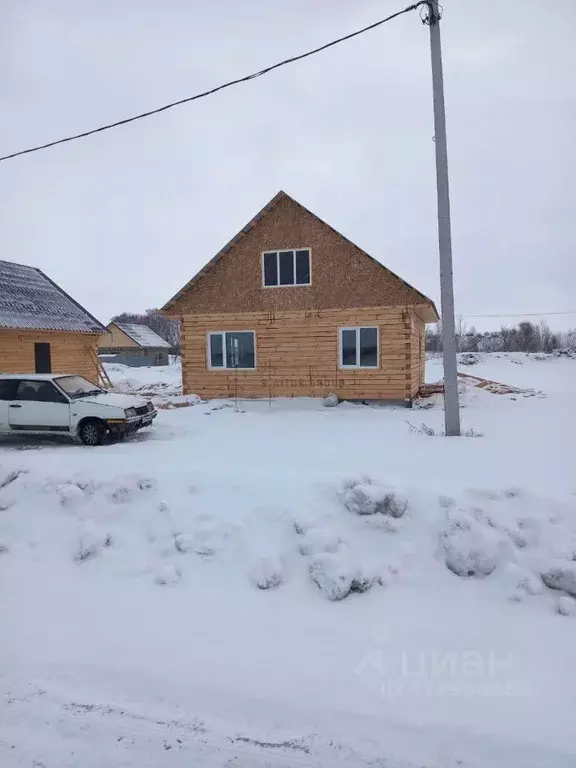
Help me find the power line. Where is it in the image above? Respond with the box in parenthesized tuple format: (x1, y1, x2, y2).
(0, 1, 427, 163)
(462, 311, 576, 319)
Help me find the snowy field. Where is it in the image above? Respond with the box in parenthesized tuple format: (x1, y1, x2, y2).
(1, 353, 576, 767)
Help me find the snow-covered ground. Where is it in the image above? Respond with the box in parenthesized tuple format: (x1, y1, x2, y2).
(106, 359, 184, 401)
(1, 353, 576, 767)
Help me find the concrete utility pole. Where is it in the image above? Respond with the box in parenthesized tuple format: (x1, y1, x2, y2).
(426, 0, 461, 435)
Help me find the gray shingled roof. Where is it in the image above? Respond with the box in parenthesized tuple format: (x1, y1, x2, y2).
(0, 259, 105, 333)
(114, 322, 171, 349)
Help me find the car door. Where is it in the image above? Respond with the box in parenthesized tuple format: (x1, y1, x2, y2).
(8, 380, 71, 432)
(0, 380, 18, 431)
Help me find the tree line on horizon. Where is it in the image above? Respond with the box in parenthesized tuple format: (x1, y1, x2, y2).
(426, 318, 576, 354)
(109, 309, 575, 357)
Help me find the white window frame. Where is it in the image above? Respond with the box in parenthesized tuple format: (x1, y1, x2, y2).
(207, 331, 257, 370)
(338, 327, 380, 369)
(261, 248, 312, 288)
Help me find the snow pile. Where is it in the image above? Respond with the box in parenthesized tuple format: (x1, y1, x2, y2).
(541, 563, 576, 597)
(442, 515, 504, 578)
(340, 479, 408, 518)
(2, 463, 575, 612)
(106, 360, 183, 400)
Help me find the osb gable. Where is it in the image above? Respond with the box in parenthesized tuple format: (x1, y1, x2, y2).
(163, 192, 438, 320)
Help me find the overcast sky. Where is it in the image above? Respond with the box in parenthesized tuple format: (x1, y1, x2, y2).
(2, 0, 575, 331)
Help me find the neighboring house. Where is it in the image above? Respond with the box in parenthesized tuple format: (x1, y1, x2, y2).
(0, 259, 105, 382)
(162, 191, 439, 403)
(98, 322, 171, 367)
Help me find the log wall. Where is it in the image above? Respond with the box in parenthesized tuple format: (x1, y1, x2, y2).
(0, 330, 101, 382)
(181, 306, 422, 400)
(410, 314, 426, 397)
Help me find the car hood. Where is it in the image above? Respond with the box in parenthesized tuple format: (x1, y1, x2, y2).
(77, 392, 149, 409)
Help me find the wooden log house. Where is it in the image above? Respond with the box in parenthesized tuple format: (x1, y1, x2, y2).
(0, 259, 106, 381)
(162, 191, 439, 403)
(98, 322, 171, 367)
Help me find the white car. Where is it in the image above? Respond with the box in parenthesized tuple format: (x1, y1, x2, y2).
(0, 374, 157, 446)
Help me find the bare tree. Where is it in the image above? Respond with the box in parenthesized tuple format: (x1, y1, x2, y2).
(515, 321, 540, 352)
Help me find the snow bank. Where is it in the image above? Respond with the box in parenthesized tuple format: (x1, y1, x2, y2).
(541, 563, 576, 597)
(105, 360, 185, 401)
(442, 516, 504, 578)
(2, 353, 576, 766)
(340, 480, 408, 518)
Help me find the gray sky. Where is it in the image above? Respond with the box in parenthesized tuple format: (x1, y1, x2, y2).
(2, 0, 575, 331)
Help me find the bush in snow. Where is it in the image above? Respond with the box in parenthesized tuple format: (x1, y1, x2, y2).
(249, 558, 284, 590)
(154, 564, 181, 586)
(195, 544, 214, 556)
(309, 553, 373, 601)
(322, 393, 339, 408)
(74, 539, 99, 563)
(73, 477, 96, 495)
(293, 521, 307, 536)
(299, 529, 342, 556)
(309, 553, 353, 601)
(406, 421, 437, 437)
(501, 563, 543, 598)
(57, 483, 85, 507)
(541, 562, 576, 597)
(506, 517, 541, 550)
(459, 353, 480, 366)
(107, 475, 157, 504)
(0, 540, 9, 555)
(0, 469, 26, 490)
(340, 482, 407, 518)
(73, 529, 112, 562)
(174, 534, 194, 553)
(443, 519, 502, 578)
(174, 534, 214, 557)
(137, 477, 157, 491)
(557, 596, 576, 616)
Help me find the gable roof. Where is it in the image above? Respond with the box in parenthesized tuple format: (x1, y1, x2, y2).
(113, 322, 171, 349)
(0, 259, 105, 334)
(161, 190, 439, 320)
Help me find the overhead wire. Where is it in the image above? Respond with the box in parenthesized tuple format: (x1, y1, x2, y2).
(461, 311, 576, 319)
(0, 1, 428, 162)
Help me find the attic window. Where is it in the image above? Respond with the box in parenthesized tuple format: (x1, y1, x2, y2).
(262, 249, 310, 287)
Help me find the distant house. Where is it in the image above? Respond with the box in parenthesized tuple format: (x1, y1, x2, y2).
(162, 191, 438, 402)
(0, 259, 105, 382)
(98, 322, 171, 367)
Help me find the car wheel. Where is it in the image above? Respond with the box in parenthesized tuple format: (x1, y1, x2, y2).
(79, 420, 106, 446)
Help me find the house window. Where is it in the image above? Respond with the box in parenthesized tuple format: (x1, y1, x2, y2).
(262, 249, 311, 287)
(208, 331, 256, 369)
(339, 327, 379, 368)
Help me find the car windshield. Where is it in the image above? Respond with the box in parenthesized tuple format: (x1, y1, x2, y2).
(55, 375, 103, 398)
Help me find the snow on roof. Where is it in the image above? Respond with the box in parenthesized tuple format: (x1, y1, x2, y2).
(0, 259, 105, 333)
(114, 322, 171, 348)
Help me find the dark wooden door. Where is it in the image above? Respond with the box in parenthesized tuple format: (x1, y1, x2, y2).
(34, 342, 52, 373)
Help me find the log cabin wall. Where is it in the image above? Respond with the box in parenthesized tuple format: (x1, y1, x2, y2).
(180, 306, 421, 401)
(0, 330, 101, 382)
